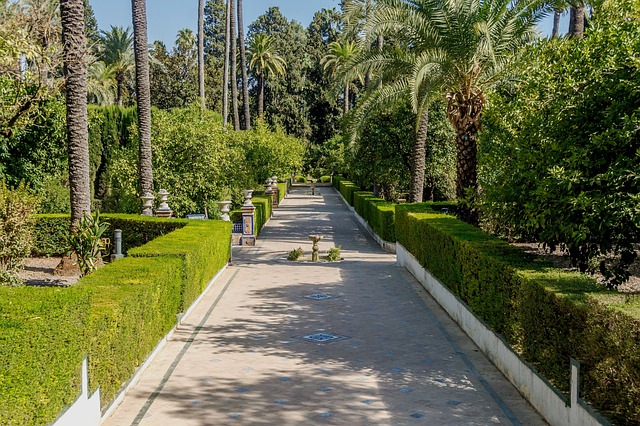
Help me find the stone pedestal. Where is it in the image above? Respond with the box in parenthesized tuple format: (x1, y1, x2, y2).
(271, 177, 279, 208)
(241, 190, 256, 246)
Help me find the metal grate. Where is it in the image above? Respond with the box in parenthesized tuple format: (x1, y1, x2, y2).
(304, 293, 335, 300)
(232, 222, 243, 233)
(296, 332, 350, 344)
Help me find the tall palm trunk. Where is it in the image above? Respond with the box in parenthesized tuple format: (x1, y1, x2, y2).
(222, 0, 231, 127)
(230, 0, 240, 130)
(60, 0, 91, 226)
(409, 108, 428, 203)
(237, 0, 250, 130)
(552, 11, 560, 38)
(344, 84, 349, 114)
(116, 73, 124, 106)
(448, 93, 483, 225)
(197, 0, 205, 108)
(569, 6, 585, 38)
(258, 73, 264, 118)
(131, 0, 154, 195)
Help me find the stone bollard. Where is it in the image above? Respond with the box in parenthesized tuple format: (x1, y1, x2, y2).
(217, 201, 232, 221)
(111, 229, 124, 261)
(140, 192, 154, 216)
(309, 235, 323, 262)
(156, 189, 173, 218)
(241, 190, 256, 246)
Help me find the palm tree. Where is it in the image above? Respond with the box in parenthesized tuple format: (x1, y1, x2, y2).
(342, 0, 380, 88)
(568, 1, 586, 38)
(131, 0, 153, 196)
(197, 0, 205, 108)
(59, 0, 91, 226)
(237, 0, 250, 129)
(99, 26, 134, 106)
(222, 0, 231, 127)
(247, 34, 286, 119)
(357, 0, 547, 221)
(229, 0, 239, 130)
(322, 40, 361, 114)
(87, 59, 116, 105)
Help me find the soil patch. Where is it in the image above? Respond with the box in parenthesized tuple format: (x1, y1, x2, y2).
(18, 257, 80, 287)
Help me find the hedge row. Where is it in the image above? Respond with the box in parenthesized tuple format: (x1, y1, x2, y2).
(252, 196, 273, 235)
(32, 214, 187, 257)
(277, 182, 287, 203)
(395, 205, 640, 425)
(0, 219, 231, 425)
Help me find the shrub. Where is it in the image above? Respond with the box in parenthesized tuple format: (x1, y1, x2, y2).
(320, 175, 331, 183)
(295, 175, 307, 183)
(287, 247, 303, 261)
(66, 212, 110, 277)
(0, 181, 39, 286)
(395, 206, 640, 424)
(326, 246, 342, 262)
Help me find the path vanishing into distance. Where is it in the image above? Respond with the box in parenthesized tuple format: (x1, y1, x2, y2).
(104, 186, 546, 426)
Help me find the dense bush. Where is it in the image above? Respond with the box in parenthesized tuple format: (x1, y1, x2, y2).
(395, 206, 640, 424)
(0, 181, 39, 286)
(32, 214, 187, 257)
(251, 196, 273, 236)
(479, 0, 640, 287)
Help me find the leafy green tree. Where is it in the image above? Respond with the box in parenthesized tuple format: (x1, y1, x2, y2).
(479, 0, 640, 287)
(247, 34, 286, 119)
(99, 26, 133, 107)
(203, 0, 226, 111)
(0, 0, 62, 139)
(360, 0, 547, 221)
(305, 8, 342, 145)
(248, 7, 311, 139)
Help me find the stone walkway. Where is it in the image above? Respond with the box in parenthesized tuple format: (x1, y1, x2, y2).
(104, 187, 545, 426)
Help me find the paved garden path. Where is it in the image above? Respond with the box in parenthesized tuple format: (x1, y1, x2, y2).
(104, 187, 545, 426)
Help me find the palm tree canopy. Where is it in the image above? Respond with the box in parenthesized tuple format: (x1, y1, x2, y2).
(247, 33, 286, 78)
(322, 40, 361, 74)
(99, 25, 134, 73)
(362, 0, 549, 109)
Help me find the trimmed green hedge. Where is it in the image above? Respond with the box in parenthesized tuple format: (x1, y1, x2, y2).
(32, 214, 187, 257)
(128, 220, 231, 310)
(395, 207, 640, 424)
(0, 219, 231, 424)
(277, 182, 287, 203)
(83, 256, 183, 406)
(252, 196, 272, 236)
(0, 286, 89, 425)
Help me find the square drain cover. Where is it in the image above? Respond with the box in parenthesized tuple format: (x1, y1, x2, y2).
(296, 332, 350, 343)
(305, 293, 335, 300)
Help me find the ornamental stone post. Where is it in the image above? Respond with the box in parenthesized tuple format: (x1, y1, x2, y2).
(241, 190, 256, 246)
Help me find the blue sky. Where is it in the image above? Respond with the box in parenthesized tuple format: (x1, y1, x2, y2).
(90, 0, 562, 48)
(90, 0, 340, 47)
